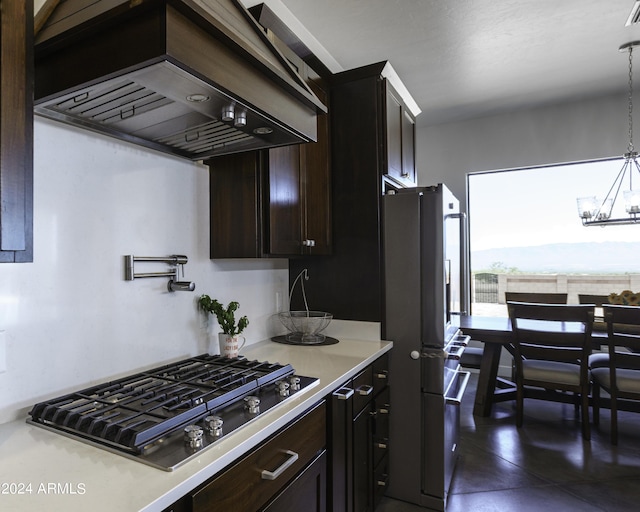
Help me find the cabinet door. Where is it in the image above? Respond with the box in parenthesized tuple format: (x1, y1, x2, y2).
(385, 85, 403, 184)
(372, 387, 390, 468)
(384, 81, 416, 188)
(353, 403, 373, 512)
(267, 145, 303, 255)
(208, 152, 262, 258)
(401, 109, 416, 185)
(263, 452, 327, 512)
(0, 0, 33, 262)
(300, 80, 331, 255)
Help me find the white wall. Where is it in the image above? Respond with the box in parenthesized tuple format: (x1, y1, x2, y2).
(416, 92, 635, 377)
(417, 93, 628, 203)
(0, 118, 289, 423)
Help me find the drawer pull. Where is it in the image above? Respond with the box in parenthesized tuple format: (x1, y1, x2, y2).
(375, 371, 388, 379)
(260, 450, 299, 481)
(376, 442, 387, 449)
(334, 387, 354, 400)
(357, 385, 373, 396)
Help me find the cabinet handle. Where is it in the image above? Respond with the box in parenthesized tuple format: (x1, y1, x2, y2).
(302, 239, 316, 247)
(333, 387, 354, 400)
(260, 450, 299, 480)
(357, 385, 373, 396)
(379, 407, 389, 414)
(375, 371, 388, 380)
(376, 442, 387, 449)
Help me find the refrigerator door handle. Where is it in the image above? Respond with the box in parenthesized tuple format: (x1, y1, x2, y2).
(445, 212, 470, 316)
(444, 370, 471, 406)
(446, 343, 465, 360)
(453, 334, 471, 346)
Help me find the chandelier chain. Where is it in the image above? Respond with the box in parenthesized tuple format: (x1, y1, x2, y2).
(629, 46, 635, 154)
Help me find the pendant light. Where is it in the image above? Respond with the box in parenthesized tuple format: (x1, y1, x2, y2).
(577, 41, 640, 226)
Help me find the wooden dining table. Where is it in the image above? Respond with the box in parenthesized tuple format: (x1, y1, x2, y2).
(459, 315, 607, 417)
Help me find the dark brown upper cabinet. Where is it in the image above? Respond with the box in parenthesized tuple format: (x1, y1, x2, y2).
(0, 0, 34, 263)
(385, 81, 417, 188)
(206, 12, 331, 259)
(289, 61, 420, 321)
(207, 81, 330, 259)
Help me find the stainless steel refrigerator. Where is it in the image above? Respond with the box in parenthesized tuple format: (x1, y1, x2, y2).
(382, 184, 471, 511)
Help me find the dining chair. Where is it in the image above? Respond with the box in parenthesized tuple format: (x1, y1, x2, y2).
(462, 293, 568, 371)
(579, 294, 610, 369)
(591, 305, 640, 445)
(578, 294, 609, 306)
(505, 292, 568, 304)
(507, 301, 595, 440)
(500, 292, 569, 378)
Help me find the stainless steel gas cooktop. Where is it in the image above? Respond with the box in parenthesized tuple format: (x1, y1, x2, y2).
(27, 354, 318, 471)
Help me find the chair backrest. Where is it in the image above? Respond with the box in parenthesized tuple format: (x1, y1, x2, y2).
(505, 292, 568, 304)
(603, 305, 640, 368)
(507, 302, 594, 363)
(578, 294, 609, 306)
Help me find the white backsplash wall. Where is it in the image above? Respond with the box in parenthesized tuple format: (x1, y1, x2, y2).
(0, 118, 289, 423)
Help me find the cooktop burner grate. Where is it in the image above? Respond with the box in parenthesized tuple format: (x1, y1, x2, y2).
(28, 355, 299, 453)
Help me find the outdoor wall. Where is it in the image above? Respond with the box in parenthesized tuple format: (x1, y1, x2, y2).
(483, 273, 640, 304)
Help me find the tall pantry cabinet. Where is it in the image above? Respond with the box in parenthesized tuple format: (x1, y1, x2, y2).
(290, 61, 420, 322)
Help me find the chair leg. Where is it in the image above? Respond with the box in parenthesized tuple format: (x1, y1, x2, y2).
(516, 385, 524, 427)
(611, 394, 618, 445)
(581, 390, 590, 441)
(592, 383, 600, 427)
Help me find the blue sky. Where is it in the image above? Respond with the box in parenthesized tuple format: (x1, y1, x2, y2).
(468, 158, 640, 251)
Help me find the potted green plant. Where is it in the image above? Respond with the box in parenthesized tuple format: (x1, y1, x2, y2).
(198, 295, 249, 357)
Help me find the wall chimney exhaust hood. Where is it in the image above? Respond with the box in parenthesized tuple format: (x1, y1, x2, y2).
(34, 0, 327, 160)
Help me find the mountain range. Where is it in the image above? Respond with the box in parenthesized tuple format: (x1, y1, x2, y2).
(471, 242, 640, 274)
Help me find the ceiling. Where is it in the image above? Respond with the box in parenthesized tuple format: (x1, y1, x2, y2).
(244, 0, 640, 127)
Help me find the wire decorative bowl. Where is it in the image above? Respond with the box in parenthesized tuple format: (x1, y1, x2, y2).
(278, 269, 332, 344)
(278, 311, 333, 344)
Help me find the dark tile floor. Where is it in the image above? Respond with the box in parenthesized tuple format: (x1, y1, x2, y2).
(377, 372, 640, 512)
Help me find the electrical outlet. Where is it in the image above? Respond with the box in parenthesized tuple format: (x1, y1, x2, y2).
(0, 331, 6, 373)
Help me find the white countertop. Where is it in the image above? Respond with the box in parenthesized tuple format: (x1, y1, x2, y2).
(0, 337, 392, 512)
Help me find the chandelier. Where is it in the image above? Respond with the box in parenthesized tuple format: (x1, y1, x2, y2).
(577, 41, 640, 226)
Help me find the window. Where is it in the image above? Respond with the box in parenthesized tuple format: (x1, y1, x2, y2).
(467, 158, 640, 316)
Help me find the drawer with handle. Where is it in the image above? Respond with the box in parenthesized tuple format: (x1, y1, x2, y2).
(372, 352, 390, 395)
(191, 401, 326, 512)
(352, 366, 374, 415)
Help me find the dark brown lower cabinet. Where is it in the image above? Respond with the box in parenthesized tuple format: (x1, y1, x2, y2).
(329, 354, 390, 512)
(162, 401, 326, 512)
(160, 352, 390, 512)
(264, 452, 326, 512)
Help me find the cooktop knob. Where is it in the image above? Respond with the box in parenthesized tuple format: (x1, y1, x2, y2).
(204, 415, 224, 437)
(244, 395, 261, 414)
(289, 376, 301, 391)
(277, 380, 291, 397)
(184, 424, 204, 448)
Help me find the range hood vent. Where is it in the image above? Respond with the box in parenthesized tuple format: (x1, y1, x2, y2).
(34, 0, 327, 160)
